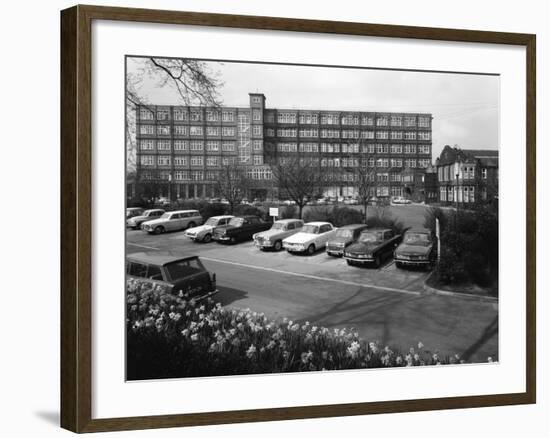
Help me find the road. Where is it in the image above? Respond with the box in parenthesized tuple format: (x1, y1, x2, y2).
(127, 223, 498, 363)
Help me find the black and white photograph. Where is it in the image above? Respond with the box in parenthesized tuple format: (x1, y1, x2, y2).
(125, 56, 499, 381)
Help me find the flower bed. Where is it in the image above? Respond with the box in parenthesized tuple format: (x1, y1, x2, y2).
(127, 279, 467, 380)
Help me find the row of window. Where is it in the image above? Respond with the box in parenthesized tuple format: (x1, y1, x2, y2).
(140, 108, 262, 123)
(273, 142, 430, 155)
(319, 158, 430, 168)
(264, 112, 430, 127)
(140, 125, 265, 137)
(265, 128, 430, 140)
(440, 186, 477, 203)
(438, 164, 489, 182)
(140, 168, 273, 182)
(139, 139, 264, 152)
(140, 155, 265, 167)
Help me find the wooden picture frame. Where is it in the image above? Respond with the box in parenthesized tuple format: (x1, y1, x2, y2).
(60, 4, 536, 433)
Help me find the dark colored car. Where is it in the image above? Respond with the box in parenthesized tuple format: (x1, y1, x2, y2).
(344, 228, 402, 267)
(394, 228, 437, 269)
(212, 215, 271, 244)
(326, 224, 369, 257)
(126, 252, 217, 299)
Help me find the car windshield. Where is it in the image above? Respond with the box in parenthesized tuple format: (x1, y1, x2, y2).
(336, 229, 353, 238)
(271, 223, 285, 230)
(359, 231, 383, 243)
(229, 217, 244, 227)
(143, 210, 154, 216)
(160, 213, 171, 219)
(165, 258, 206, 280)
(205, 218, 219, 226)
(302, 225, 320, 234)
(404, 233, 431, 245)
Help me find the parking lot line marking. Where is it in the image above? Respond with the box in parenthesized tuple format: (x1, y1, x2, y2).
(127, 242, 160, 250)
(201, 257, 421, 296)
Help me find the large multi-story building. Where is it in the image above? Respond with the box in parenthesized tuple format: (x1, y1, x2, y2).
(435, 145, 499, 205)
(132, 93, 433, 201)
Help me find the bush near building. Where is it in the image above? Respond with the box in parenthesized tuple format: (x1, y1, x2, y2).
(126, 280, 466, 380)
(424, 206, 498, 294)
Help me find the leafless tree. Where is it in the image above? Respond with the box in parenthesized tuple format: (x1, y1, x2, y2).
(269, 155, 324, 219)
(215, 161, 251, 214)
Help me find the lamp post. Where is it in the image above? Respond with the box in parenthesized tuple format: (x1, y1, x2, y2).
(455, 172, 459, 232)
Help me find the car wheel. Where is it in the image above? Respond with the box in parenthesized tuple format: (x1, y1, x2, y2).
(202, 233, 212, 243)
(395, 261, 402, 269)
(187, 222, 196, 229)
(307, 244, 315, 255)
(154, 226, 164, 235)
(374, 255, 381, 268)
(274, 240, 282, 251)
(346, 260, 353, 266)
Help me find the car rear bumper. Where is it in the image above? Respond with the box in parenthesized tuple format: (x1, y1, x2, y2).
(213, 235, 231, 242)
(326, 248, 345, 256)
(395, 258, 430, 266)
(344, 256, 375, 264)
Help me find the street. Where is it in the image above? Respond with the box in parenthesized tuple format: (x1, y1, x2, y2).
(127, 213, 498, 363)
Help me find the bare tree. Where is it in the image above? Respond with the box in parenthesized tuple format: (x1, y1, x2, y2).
(215, 161, 251, 214)
(269, 155, 323, 219)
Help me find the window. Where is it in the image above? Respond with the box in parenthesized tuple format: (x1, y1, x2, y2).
(206, 126, 220, 136)
(299, 113, 318, 124)
(253, 140, 263, 151)
(418, 117, 430, 127)
(140, 125, 154, 135)
(376, 131, 389, 139)
(405, 159, 417, 168)
(206, 157, 219, 167)
(342, 130, 359, 139)
(299, 128, 318, 138)
(391, 186, 403, 197)
(157, 155, 171, 166)
(376, 116, 388, 126)
(190, 156, 203, 166)
(361, 115, 374, 126)
(404, 116, 416, 127)
(277, 112, 297, 123)
(482, 168, 488, 179)
(174, 170, 189, 181)
(253, 155, 263, 165)
(265, 128, 275, 137)
(376, 158, 389, 168)
(157, 125, 170, 136)
(404, 144, 417, 154)
(174, 125, 187, 136)
(140, 155, 154, 166)
(418, 145, 430, 154)
(321, 129, 339, 138)
(390, 131, 403, 140)
(390, 158, 403, 168)
(277, 143, 297, 153)
(174, 156, 187, 166)
(190, 141, 203, 151)
(206, 110, 220, 122)
(190, 110, 202, 121)
(377, 186, 389, 196)
(277, 128, 297, 137)
(418, 159, 430, 168)
(299, 143, 319, 153)
(390, 144, 402, 154)
(252, 125, 262, 136)
(320, 114, 340, 125)
(157, 110, 169, 120)
(222, 111, 235, 122)
(252, 110, 262, 121)
(341, 114, 359, 125)
(157, 140, 171, 151)
(173, 108, 188, 121)
(206, 141, 220, 152)
(140, 140, 154, 150)
(139, 109, 154, 120)
(440, 187, 447, 202)
(222, 127, 235, 137)
(222, 142, 235, 152)
(361, 130, 375, 139)
(190, 126, 203, 136)
(377, 144, 388, 154)
(174, 140, 188, 151)
(390, 116, 402, 126)
(404, 131, 417, 140)
(362, 144, 375, 154)
(191, 171, 203, 180)
(390, 173, 402, 182)
(418, 132, 431, 140)
(252, 96, 261, 104)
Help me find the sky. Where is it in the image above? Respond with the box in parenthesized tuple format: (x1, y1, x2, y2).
(128, 57, 499, 159)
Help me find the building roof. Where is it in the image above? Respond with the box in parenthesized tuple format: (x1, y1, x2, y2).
(437, 145, 499, 167)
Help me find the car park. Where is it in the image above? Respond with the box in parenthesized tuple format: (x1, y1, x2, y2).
(126, 207, 144, 219)
(126, 252, 217, 300)
(212, 215, 271, 244)
(325, 223, 369, 256)
(283, 221, 338, 255)
(344, 228, 402, 267)
(394, 228, 437, 269)
(184, 215, 234, 243)
(141, 210, 203, 234)
(253, 219, 304, 251)
(126, 209, 165, 229)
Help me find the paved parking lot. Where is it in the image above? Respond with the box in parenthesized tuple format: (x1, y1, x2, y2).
(127, 225, 498, 363)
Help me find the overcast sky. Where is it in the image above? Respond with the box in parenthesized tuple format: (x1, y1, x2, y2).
(128, 57, 499, 159)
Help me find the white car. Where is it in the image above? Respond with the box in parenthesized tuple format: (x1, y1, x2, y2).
(391, 196, 412, 205)
(283, 221, 338, 255)
(253, 219, 304, 251)
(184, 215, 234, 243)
(142, 210, 203, 235)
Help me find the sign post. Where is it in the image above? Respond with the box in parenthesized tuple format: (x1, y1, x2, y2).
(269, 207, 279, 222)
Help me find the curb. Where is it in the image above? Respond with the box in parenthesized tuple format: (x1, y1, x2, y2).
(422, 271, 499, 304)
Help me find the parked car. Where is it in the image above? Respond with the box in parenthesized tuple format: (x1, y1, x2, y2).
(184, 215, 234, 243)
(325, 223, 369, 256)
(212, 215, 271, 244)
(126, 207, 144, 219)
(126, 252, 217, 300)
(394, 228, 437, 269)
(155, 197, 171, 207)
(141, 210, 203, 234)
(283, 221, 338, 255)
(253, 219, 304, 251)
(343, 197, 359, 205)
(344, 228, 402, 267)
(282, 199, 296, 206)
(391, 196, 412, 205)
(126, 209, 165, 229)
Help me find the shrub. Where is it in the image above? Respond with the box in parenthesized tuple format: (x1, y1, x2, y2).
(233, 204, 268, 220)
(279, 205, 298, 219)
(366, 207, 405, 235)
(330, 206, 364, 227)
(423, 206, 449, 233)
(303, 206, 332, 223)
(126, 279, 468, 380)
